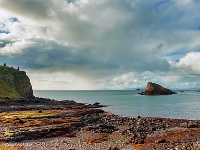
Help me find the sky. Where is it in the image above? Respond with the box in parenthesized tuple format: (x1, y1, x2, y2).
(1, 0, 200, 90)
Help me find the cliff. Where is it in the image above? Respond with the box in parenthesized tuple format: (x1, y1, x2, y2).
(140, 82, 176, 95)
(0, 64, 33, 100)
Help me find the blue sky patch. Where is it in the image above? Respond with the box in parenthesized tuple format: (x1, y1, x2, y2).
(10, 17, 18, 23)
(161, 48, 188, 62)
(0, 29, 10, 34)
(196, 25, 200, 31)
(155, 0, 169, 9)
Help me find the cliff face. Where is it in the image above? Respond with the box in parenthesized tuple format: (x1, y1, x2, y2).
(0, 65, 33, 100)
(140, 82, 176, 95)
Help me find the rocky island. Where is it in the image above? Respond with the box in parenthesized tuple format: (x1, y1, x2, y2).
(139, 82, 177, 95)
(0, 66, 199, 150)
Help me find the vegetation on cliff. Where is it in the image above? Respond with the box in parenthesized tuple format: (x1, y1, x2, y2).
(0, 64, 33, 100)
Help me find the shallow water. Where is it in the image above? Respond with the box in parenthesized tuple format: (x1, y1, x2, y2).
(34, 90, 200, 120)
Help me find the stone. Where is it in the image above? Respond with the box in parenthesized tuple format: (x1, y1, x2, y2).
(38, 110, 43, 113)
(94, 102, 100, 105)
(187, 121, 198, 128)
(108, 147, 119, 150)
(155, 138, 166, 144)
(180, 122, 188, 128)
(135, 138, 144, 144)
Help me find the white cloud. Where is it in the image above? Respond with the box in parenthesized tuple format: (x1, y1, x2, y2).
(1, 0, 200, 89)
(0, 40, 35, 55)
(27, 71, 99, 90)
(176, 52, 200, 73)
(173, 0, 193, 6)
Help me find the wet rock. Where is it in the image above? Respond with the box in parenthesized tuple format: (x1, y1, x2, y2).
(93, 102, 100, 105)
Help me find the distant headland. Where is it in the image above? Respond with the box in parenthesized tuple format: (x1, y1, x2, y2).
(0, 63, 33, 100)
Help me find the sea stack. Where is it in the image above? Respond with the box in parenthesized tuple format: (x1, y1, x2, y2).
(139, 82, 176, 95)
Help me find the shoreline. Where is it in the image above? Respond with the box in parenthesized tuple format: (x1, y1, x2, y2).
(34, 90, 200, 121)
(0, 97, 199, 150)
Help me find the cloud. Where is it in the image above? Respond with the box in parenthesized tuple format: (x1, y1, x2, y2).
(0, 40, 35, 55)
(175, 52, 200, 74)
(1, 0, 200, 89)
(0, 1, 171, 72)
(0, 0, 54, 20)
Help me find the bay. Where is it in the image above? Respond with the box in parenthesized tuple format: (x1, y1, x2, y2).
(33, 90, 200, 120)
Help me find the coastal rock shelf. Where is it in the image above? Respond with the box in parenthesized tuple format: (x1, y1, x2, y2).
(139, 82, 177, 95)
(0, 98, 199, 150)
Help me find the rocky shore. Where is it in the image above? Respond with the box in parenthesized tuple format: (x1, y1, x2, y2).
(0, 98, 199, 150)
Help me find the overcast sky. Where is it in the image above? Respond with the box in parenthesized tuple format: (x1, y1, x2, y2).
(1, 0, 200, 90)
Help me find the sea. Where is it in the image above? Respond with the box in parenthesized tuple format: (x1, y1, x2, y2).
(33, 90, 200, 120)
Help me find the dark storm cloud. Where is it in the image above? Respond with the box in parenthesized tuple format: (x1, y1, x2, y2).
(2, 40, 120, 77)
(0, 0, 53, 20)
(1, 39, 170, 77)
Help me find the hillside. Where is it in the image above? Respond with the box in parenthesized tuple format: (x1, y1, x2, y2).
(0, 64, 33, 100)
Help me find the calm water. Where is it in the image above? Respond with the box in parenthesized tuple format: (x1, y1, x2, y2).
(34, 90, 200, 120)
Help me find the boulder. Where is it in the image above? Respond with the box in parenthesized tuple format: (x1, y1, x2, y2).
(139, 82, 176, 95)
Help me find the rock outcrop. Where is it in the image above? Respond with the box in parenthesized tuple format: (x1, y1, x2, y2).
(0, 64, 33, 100)
(139, 82, 176, 95)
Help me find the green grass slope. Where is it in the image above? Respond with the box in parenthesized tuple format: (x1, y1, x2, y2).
(0, 79, 21, 100)
(0, 65, 33, 100)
